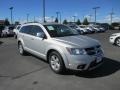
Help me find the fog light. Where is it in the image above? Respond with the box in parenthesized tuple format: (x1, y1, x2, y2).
(77, 64, 86, 69)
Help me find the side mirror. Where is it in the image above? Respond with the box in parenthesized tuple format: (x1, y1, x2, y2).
(36, 32, 46, 39)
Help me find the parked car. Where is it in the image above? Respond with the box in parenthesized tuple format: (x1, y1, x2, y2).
(13, 25, 21, 38)
(0, 29, 2, 37)
(79, 25, 89, 34)
(86, 26, 95, 33)
(18, 23, 104, 74)
(67, 24, 84, 34)
(1, 26, 14, 37)
(99, 26, 106, 32)
(92, 25, 106, 32)
(109, 32, 120, 47)
(92, 26, 101, 32)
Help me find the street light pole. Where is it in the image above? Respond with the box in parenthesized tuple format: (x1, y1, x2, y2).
(27, 14, 29, 23)
(43, 0, 46, 23)
(93, 7, 100, 25)
(56, 12, 59, 23)
(9, 7, 13, 24)
(89, 15, 92, 22)
(51, 16, 54, 22)
(34, 16, 36, 22)
(73, 16, 76, 22)
(60, 13, 61, 24)
(110, 8, 114, 25)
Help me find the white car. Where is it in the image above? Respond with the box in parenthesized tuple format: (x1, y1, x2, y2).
(18, 23, 104, 74)
(79, 25, 88, 34)
(13, 25, 21, 38)
(109, 32, 120, 47)
(1, 26, 14, 37)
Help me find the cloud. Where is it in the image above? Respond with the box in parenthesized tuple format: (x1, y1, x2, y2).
(19, 16, 56, 24)
(98, 15, 120, 23)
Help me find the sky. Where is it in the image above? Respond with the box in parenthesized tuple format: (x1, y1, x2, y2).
(0, 0, 120, 23)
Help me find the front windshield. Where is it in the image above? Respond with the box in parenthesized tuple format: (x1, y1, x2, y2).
(44, 24, 79, 37)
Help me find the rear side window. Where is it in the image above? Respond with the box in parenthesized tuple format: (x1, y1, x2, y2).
(19, 25, 44, 36)
(17, 26, 20, 30)
(31, 25, 44, 36)
(19, 26, 32, 34)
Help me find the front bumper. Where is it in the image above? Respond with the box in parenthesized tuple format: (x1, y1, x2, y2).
(66, 53, 104, 71)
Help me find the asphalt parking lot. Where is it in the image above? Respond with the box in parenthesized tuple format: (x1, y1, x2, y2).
(0, 30, 120, 90)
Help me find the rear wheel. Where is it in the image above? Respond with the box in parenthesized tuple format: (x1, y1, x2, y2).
(48, 51, 66, 74)
(115, 37, 120, 47)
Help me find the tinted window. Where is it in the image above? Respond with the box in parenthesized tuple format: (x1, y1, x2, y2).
(17, 26, 20, 30)
(31, 26, 44, 36)
(20, 26, 32, 34)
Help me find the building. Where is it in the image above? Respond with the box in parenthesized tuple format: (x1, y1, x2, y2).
(0, 20, 5, 25)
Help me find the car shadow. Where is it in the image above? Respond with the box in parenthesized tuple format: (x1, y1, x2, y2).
(64, 57, 120, 78)
(22, 53, 120, 78)
(0, 41, 3, 45)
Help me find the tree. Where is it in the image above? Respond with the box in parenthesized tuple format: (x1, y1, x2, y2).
(83, 18, 89, 25)
(55, 18, 58, 23)
(76, 19, 81, 25)
(4, 18, 10, 26)
(63, 19, 68, 24)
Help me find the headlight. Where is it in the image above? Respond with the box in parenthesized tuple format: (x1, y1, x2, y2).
(66, 48, 87, 55)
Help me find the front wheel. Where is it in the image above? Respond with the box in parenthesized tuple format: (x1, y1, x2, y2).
(48, 51, 66, 74)
(18, 42, 26, 55)
(115, 37, 120, 47)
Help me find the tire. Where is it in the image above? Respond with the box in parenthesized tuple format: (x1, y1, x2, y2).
(18, 42, 26, 55)
(81, 31, 84, 35)
(48, 51, 66, 74)
(115, 37, 120, 47)
(14, 34, 17, 39)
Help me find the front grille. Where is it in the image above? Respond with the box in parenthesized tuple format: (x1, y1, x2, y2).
(85, 45, 101, 55)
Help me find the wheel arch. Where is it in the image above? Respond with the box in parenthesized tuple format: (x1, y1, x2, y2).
(46, 47, 69, 68)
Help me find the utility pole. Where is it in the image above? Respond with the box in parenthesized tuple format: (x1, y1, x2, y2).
(43, 0, 46, 23)
(110, 8, 114, 25)
(73, 16, 76, 22)
(93, 7, 100, 25)
(9, 7, 13, 24)
(27, 14, 29, 23)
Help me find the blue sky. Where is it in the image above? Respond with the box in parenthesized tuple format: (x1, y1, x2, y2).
(0, 0, 120, 23)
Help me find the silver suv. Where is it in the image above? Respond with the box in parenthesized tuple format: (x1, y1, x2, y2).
(18, 23, 104, 74)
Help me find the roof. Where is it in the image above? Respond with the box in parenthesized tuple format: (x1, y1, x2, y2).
(23, 22, 62, 26)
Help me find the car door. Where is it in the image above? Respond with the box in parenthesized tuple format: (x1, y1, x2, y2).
(29, 25, 48, 58)
(19, 25, 33, 50)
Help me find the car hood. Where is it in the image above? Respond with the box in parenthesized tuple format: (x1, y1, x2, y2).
(52, 35, 100, 48)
